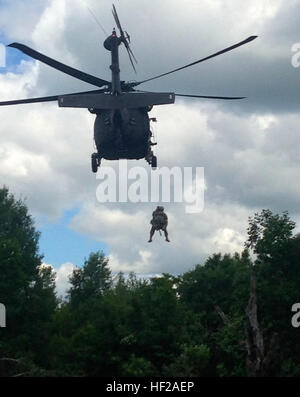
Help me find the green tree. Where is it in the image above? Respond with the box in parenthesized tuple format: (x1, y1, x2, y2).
(245, 209, 300, 376)
(164, 344, 210, 377)
(0, 186, 57, 373)
(52, 252, 114, 375)
(246, 209, 296, 263)
(68, 251, 112, 306)
(178, 252, 251, 376)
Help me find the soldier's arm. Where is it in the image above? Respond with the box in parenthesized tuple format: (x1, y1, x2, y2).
(151, 211, 155, 224)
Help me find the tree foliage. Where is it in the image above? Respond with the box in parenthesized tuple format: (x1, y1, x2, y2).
(1, 188, 300, 377)
(0, 187, 57, 374)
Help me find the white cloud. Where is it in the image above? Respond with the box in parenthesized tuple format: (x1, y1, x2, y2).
(68, 199, 250, 274)
(212, 228, 245, 254)
(41, 261, 75, 298)
(108, 250, 152, 274)
(54, 262, 76, 298)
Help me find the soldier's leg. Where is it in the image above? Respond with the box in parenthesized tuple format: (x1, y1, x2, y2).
(148, 226, 155, 242)
(163, 226, 170, 242)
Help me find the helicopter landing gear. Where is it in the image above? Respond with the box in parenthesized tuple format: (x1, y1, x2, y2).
(91, 153, 101, 173)
(151, 155, 157, 169)
(145, 150, 157, 169)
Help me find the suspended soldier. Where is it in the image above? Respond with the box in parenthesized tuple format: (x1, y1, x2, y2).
(148, 206, 170, 242)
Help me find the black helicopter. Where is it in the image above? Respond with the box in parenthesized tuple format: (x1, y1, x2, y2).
(0, 5, 257, 172)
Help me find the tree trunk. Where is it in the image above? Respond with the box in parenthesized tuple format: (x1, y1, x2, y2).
(215, 305, 230, 325)
(245, 273, 280, 376)
(245, 273, 265, 377)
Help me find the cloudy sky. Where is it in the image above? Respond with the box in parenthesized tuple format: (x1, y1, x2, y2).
(1, 0, 300, 296)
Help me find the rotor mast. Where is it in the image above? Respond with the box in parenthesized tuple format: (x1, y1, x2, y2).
(104, 29, 122, 95)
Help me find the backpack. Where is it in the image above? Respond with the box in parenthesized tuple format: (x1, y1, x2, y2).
(151, 210, 167, 228)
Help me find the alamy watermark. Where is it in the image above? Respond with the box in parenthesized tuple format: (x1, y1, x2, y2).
(0, 43, 6, 67)
(96, 161, 205, 213)
(0, 303, 6, 327)
(291, 303, 300, 328)
(291, 43, 300, 67)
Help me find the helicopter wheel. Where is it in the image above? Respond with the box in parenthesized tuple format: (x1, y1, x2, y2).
(91, 153, 101, 173)
(151, 156, 157, 169)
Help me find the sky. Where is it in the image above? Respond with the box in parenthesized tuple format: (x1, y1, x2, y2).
(1, 0, 300, 297)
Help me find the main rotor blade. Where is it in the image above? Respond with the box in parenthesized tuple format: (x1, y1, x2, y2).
(112, 4, 137, 73)
(126, 47, 137, 73)
(134, 89, 245, 100)
(175, 93, 246, 100)
(131, 35, 258, 87)
(112, 4, 124, 35)
(0, 96, 58, 106)
(8, 43, 110, 88)
(127, 44, 138, 64)
(0, 89, 106, 106)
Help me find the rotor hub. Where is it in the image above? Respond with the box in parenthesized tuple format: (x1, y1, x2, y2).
(103, 30, 121, 51)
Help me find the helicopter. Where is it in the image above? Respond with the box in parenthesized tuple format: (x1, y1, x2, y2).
(0, 5, 257, 172)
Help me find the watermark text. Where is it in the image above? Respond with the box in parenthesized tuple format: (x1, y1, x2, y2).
(96, 161, 205, 213)
(291, 303, 300, 328)
(0, 303, 6, 327)
(291, 43, 300, 67)
(0, 43, 6, 67)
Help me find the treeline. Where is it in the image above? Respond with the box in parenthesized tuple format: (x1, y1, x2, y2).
(1, 186, 300, 377)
